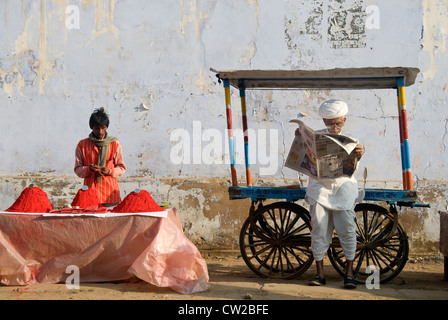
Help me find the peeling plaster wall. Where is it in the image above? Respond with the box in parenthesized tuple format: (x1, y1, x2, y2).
(0, 0, 447, 254)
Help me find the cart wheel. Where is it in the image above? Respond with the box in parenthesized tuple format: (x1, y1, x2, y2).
(239, 202, 314, 279)
(328, 203, 409, 284)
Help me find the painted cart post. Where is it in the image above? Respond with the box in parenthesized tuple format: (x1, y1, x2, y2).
(211, 67, 429, 284)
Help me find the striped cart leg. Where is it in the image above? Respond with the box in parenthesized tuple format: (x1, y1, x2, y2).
(239, 84, 252, 186)
(224, 79, 238, 186)
(397, 77, 412, 190)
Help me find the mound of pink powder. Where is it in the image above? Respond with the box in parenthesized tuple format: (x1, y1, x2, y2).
(5, 186, 53, 213)
(112, 190, 163, 213)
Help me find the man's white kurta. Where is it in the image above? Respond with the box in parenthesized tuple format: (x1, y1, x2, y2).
(305, 131, 362, 261)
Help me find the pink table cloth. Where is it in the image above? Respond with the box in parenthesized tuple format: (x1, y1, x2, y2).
(0, 209, 209, 294)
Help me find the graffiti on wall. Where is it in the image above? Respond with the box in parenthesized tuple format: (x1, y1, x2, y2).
(285, 0, 377, 50)
(327, 0, 366, 49)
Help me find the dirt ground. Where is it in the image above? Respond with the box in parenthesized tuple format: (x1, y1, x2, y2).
(0, 250, 446, 302)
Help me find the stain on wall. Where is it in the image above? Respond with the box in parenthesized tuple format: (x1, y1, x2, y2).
(0, 50, 38, 95)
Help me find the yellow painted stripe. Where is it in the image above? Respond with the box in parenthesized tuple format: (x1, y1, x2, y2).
(225, 86, 231, 105)
(398, 86, 406, 109)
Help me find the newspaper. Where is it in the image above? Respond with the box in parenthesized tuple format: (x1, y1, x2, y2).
(285, 119, 359, 180)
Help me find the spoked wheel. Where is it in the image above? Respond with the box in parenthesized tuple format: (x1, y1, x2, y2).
(239, 201, 314, 279)
(328, 203, 409, 284)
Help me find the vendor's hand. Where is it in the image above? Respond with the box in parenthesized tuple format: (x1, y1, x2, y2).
(89, 164, 100, 173)
(100, 167, 111, 175)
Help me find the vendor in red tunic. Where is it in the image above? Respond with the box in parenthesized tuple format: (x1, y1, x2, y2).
(74, 107, 126, 206)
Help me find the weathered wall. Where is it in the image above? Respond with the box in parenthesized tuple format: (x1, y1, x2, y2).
(1, 0, 447, 254)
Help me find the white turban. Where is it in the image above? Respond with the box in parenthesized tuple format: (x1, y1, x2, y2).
(318, 99, 348, 119)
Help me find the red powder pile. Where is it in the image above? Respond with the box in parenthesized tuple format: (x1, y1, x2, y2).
(5, 187, 53, 213)
(112, 190, 163, 213)
(71, 187, 102, 208)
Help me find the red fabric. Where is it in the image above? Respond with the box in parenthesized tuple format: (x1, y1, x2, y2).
(5, 187, 53, 213)
(49, 205, 109, 214)
(0, 209, 209, 294)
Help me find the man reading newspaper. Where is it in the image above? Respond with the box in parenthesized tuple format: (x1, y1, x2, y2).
(291, 99, 363, 289)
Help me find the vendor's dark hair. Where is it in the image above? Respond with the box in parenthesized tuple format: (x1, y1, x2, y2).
(89, 107, 110, 128)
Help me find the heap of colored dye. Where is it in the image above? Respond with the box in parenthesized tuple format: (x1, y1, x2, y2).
(5, 186, 53, 213)
(71, 186, 102, 208)
(112, 189, 163, 213)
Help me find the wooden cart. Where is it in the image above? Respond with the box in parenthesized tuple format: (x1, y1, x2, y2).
(211, 67, 429, 284)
